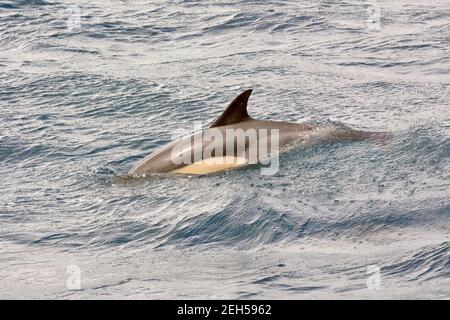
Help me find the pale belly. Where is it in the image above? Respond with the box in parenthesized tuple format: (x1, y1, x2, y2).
(170, 156, 248, 175)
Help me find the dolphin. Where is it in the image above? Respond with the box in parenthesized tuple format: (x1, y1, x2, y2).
(129, 89, 386, 175)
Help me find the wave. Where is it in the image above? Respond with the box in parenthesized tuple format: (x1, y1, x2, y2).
(0, 0, 54, 9)
(382, 242, 450, 281)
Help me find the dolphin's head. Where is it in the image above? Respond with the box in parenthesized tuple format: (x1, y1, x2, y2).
(128, 141, 180, 175)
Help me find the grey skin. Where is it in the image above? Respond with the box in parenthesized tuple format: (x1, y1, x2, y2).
(129, 89, 384, 175)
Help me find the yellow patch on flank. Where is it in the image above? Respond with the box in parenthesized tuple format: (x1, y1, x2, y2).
(171, 156, 248, 175)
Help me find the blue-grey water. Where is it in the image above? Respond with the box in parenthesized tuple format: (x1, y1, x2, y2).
(1, 0, 449, 299)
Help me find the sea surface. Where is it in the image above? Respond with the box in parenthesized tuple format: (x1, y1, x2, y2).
(0, 0, 449, 299)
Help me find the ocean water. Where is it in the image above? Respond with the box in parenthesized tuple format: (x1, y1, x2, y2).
(1, 0, 449, 299)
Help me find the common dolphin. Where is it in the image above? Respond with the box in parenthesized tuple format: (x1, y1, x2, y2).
(129, 89, 385, 175)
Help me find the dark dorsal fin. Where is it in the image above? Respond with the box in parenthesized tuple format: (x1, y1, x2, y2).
(209, 89, 252, 128)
